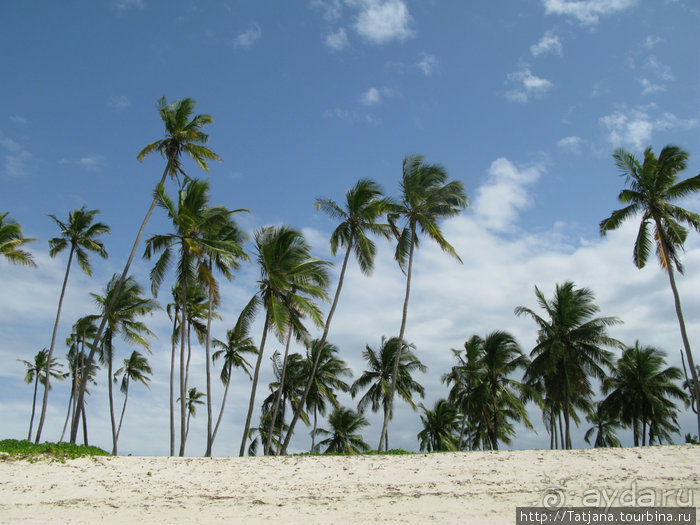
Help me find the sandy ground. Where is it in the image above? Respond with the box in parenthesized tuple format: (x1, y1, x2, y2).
(0, 446, 698, 524)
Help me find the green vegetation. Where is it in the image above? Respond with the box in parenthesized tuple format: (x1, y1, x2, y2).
(0, 439, 110, 462)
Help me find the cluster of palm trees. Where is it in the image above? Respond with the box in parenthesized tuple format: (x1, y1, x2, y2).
(3, 96, 699, 456)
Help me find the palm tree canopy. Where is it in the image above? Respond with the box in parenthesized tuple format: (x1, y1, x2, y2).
(137, 96, 221, 181)
(47, 206, 110, 276)
(600, 145, 700, 274)
(313, 407, 370, 454)
(213, 298, 259, 382)
(0, 212, 36, 267)
(18, 349, 66, 387)
(417, 399, 460, 452)
(115, 350, 152, 393)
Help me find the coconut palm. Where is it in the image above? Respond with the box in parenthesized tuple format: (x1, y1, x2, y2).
(238, 226, 330, 456)
(584, 402, 621, 448)
(281, 179, 390, 454)
(210, 301, 258, 452)
(379, 155, 468, 451)
(515, 282, 623, 449)
(113, 351, 152, 454)
(417, 399, 460, 452)
(351, 336, 426, 451)
(0, 212, 36, 267)
(600, 145, 700, 438)
(92, 274, 157, 455)
(602, 342, 687, 446)
(72, 96, 219, 444)
(17, 349, 65, 441)
(313, 407, 370, 455)
(180, 387, 206, 442)
(36, 206, 109, 443)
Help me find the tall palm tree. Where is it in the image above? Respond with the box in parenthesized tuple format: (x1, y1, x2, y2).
(281, 179, 390, 454)
(17, 349, 65, 441)
(380, 155, 468, 451)
(515, 282, 623, 449)
(599, 145, 700, 438)
(113, 350, 152, 454)
(72, 96, 219, 444)
(602, 342, 687, 446)
(0, 212, 36, 267)
(145, 178, 230, 456)
(92, 274, 157, 455)
(238, 226, 330, 456)
(584, 401, 621, 448)
(351, 336, 426, 451)
(36, 206, 109, 443)
(417, 399, 461, 452)
(210, 302, 258, 452)
(313, 407, 370, 454)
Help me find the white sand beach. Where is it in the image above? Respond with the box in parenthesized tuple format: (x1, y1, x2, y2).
(1, 446, 698, 524)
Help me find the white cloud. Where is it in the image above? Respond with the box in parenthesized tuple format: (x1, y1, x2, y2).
(505, 68, 553, 103)
(640, 79, 665, 96)
(323, 108, 379, 125)
(557, 136, 583, 153)
(59, 154, 106, 173)
(542, 0, 639, 26)
(0, 131, 33, 177)
(530, 32, 563, 57)
(8, 115, 28, 126)
(644, 55, 674, 82)
(353, 0, 413, 44)
(115, 0, 144, 10)
(108, 95, 132, 111)
(234, 23, 262, 49)
(312, 0, 343, 21)
(326, 27, 349, 50)
(360, 87, 381, 106)
(644, 35, 663, 49)
(599, 106, 698, 150)
(415, 52, 438, 76)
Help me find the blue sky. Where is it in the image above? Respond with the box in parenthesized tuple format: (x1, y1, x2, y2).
(1, 0, 699, 456)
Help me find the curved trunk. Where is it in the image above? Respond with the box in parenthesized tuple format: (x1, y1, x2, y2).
(59, 382, 74, 442)
(239, 310, 271, 456)
(281, 243, 353, 454)
(28, 375, 39, 441)
(114, 379, 130, 455)
(211, 362, 231, 447)
(107, 335, 117, 456)
(36, 245, 75, 443)
(379, 225, 415, 452)
(204, 260, 215, 457)
(266, 324, 293, 455)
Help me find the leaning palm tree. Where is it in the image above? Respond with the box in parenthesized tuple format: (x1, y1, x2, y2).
(36, 206, 109, 443)
(515, 282, 623, 449)
(379, 155, 468, 451)
(600, 145, 700, 438)
(113, 351, 152, 454)
(17, 349, 65, 441)
(351, 336, 426, 451)
(313, 407, 370, 455)
(92, 274, 157, 455)
(72, 96, 219, 444)
(238, 226, 330, 456)
(417, 399, 461, 452)
(281, 179, 390, 454)
(0, 212, 36, 267)
(602, 342, 687, 446)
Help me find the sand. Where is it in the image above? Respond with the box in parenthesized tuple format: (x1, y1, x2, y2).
(0, 446, 698, 524)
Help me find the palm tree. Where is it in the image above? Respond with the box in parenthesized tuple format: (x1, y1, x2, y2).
(145, 178, 230, 456)
(351, 336, 426, 451)
(602, 342, 687, 446)
(0, 212, 36, 267)
(515, 282, 623, 449)
(72, 96, 219, 444)
(380, 155, 468, 451)
(238, 226, 330, 456)
(599, 145, 700, 438)
(17, 349, 65, 441)
(36, 206, 109, 443)
(417, 399, 460, 452)
(584, 402, 621, 448)
(281, 179, 390, 454)
(210, 302, 258, 452)
(179, 387, 206, 442)
(92, 274, 157, 455)
(313, 407, 370, 454)
(113, 351, 152, 454)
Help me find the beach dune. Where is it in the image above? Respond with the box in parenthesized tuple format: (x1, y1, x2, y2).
(1, 446, 698, 524)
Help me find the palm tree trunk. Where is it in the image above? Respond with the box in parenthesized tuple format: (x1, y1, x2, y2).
(557, 412, 564, 450)
(211, 362, 231, 448)
(107, 336, 118, 456)
(36, 245, 75, 443)
(28, 375, 39, 441)
(59, 383, 74, 442)
(380, 226, 415, 452)
(458, 413, 466, 450)
(281, 244, 352, 455)
(240, 310, 271, 457)
(115, 380, 130, 454)
(642, 420, 647, 446)
(266, 324, 294, 455)
(71, 165, 171, 444)
(169, 311, 178, 456)
(311, 407, 318, 452)
(204, 260, 215, 457)
(178, 264, 189, 457)
(81, 402, 88, 446)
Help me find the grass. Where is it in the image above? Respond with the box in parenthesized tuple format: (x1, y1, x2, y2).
(0, 439, 111, 463)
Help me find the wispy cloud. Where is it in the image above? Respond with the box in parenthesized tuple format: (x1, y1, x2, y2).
(505, 67, 553, 103)
(312, 0, 343, 21)
(108, 95, 131, 111)
(115, 0, 144, 11)
(234, 23, 262, 50)
(60, 154, 106, 173)
(326, 27, 349, 50)
(600, 105, 698, 150)
(542, 0, 639, 26)
(8, 115, 28, 126)
(323, 108, 379, 125)
(0, 131, 33, 177)
(556, 136, 583, 153)
(530, 32, 563, 57)
(352, 0, 413, 44)
(415, 52, 438, 76)
(359, 86, 396, 106)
